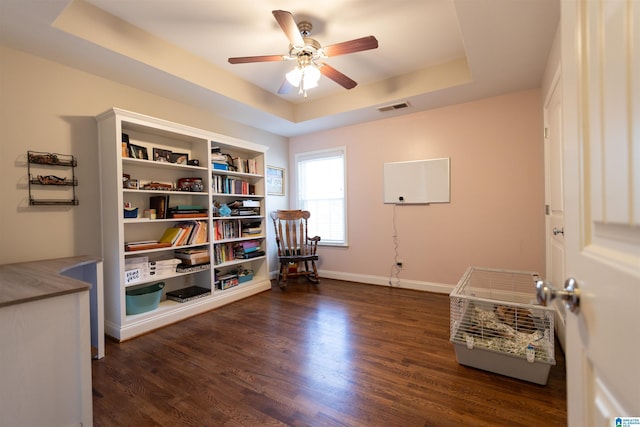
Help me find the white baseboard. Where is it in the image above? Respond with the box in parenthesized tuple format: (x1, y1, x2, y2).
(270, 269, 454, 294)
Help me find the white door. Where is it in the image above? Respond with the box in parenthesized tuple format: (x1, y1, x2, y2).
(543, 70, 567, 351)
(561, 1, 640, 425)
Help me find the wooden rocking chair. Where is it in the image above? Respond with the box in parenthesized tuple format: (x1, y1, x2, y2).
(270, 210, 321, 288)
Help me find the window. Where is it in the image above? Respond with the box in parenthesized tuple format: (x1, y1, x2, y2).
(295, 147, 347, 246)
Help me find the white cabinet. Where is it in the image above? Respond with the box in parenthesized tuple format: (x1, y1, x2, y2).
(97, 108, 270, 341)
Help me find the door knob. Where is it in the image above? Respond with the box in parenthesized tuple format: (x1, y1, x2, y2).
(536, 277, 580, 314)
(553, 227, 564, 236)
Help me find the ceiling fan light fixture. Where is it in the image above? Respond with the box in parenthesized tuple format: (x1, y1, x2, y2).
(285, 66, 303, 86)
(286, 62, 321, 97)
(302, 64, 321, 86)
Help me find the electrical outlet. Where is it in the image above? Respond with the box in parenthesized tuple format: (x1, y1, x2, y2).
(396, 259, 404, 269)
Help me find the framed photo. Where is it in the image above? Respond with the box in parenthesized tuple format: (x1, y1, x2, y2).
(153, 148, 172, 162)
(170, 152, 189, 165)
(129, 144, 148, 160)
(266, 165, 285, 196)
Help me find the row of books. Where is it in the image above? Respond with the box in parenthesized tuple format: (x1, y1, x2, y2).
(212, 175, 255, 195)
(211, 147, 259, 175)
(232, 157, 258, 174)
(213, 240, 265, 265)
(213, 219, 262, 240)
(158, 221, 208, 246)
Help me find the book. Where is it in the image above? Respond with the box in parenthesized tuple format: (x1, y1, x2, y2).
(189, 221, 208, 244)
(173, 223, 194, 246)
(242, 250, 265, 259)
(124, 242, 172, 252)
(150, 195, 169, 219)
(170, 212, 208, 218)
(159, 227, 183, 245)
(173, 205, 206, 211)
(165, 286, 211, 303)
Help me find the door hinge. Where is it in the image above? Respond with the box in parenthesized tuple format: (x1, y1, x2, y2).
(545, 204, 550, 215)
(544, 127, 549, 139)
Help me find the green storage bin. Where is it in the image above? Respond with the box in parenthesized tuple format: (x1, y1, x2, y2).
(126, 282, 164, 315)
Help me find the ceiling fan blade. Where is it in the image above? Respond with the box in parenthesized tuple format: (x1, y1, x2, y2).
(228, 55, 285, 64)
(277, 79, 295, 95)
(320, 64, 357, 90)
(323, 36, 379, 57)
(272, 10, 304, 47)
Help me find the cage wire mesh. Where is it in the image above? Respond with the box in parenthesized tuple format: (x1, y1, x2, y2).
(450, 267, 555, 365)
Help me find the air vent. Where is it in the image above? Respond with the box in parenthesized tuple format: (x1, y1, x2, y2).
(377, 101, 410, 112)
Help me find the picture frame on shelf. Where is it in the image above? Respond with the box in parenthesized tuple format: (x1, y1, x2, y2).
(153, 148, 172, 162)
(129, 144, 148, 160)
(170, 152, 189, 165)
(266, 165, 285, 196)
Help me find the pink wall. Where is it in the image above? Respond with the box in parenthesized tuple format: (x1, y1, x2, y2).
(289, 89, 545, 286)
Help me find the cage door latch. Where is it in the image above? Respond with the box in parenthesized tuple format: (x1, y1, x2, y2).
(535, 278, 580, 314)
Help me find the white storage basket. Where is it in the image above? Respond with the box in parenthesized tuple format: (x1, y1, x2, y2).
(450, 267, 555, 385)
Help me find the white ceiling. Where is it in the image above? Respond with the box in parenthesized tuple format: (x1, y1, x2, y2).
(0, 0, 559, 137)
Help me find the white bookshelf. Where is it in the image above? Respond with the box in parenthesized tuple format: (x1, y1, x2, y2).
(97, 108, 270, 341)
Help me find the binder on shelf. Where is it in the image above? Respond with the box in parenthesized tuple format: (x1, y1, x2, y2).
(176, 262, 211, 273)
(166, 286, 211, 303)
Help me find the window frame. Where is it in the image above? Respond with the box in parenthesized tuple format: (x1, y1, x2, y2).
(293, 146, 348, 247)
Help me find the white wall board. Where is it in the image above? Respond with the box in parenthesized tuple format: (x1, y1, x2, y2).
(383, 158, 450, 204)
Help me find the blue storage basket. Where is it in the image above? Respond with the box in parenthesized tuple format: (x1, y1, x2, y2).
(126, 282, 164, 315)
(124, 207, 138, 218)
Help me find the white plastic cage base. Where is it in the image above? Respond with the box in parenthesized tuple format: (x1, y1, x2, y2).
(452, 342, 553, 385)
(450, 267, 555, 385)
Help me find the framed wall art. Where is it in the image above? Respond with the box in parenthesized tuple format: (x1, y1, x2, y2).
(266, 165, 285, 196)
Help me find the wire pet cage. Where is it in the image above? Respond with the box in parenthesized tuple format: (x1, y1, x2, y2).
(450, 267, 556, 385)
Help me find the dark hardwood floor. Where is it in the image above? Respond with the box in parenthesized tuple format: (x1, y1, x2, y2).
(92, 279, 567, 426)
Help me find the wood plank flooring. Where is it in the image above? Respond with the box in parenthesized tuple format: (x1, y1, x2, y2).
(92, 279, 567, 426)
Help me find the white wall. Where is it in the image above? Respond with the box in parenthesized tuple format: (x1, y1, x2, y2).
(290, 89, 545, 289)
(0, 46, 288, 265)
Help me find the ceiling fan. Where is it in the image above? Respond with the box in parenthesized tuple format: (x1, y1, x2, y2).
(228, 10, 379, 98)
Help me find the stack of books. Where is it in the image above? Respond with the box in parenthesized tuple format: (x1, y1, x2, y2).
(124, 256, 150, 285)
(241, 220, 262, 237)
(211, 147, 229, 170)
(124, 256, 181, 284)
(167, 205, 208, 218)
(228, 199, 260, 216)
(124, 241, 172, 252)
(236, 240, 265, 259)
(174, 248, 210, 266)
(148, 258, 181, 277)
